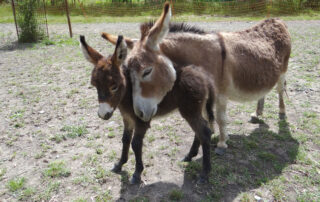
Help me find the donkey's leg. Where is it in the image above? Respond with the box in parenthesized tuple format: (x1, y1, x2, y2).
(215, 95, 228, 155)
(112, 119, 134, 173)
(185, 117, 212, 183)
(182, 135, 200, 162)
(179, 105, 212, 182)
(198, 122, 213, 183)
(250, 97, 265, 123)
(130, 121, 149, 184)
(277, 74, 286, 120)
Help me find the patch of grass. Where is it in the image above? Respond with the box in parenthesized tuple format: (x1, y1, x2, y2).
(19, 187, 36, 201)
(9, 109, 25, 128)
(43, 161, 71, 178)
(50, 134, 66, 143)
(86, 154, 99, 166)
(36, 181, 60, 201)
(108, 150, 117, 162)
(0, 168, 6, 180)
(35, 152, 45, 159)
(129, 196, 149, 202)
(96, 148, 103, 155)
(107, 131, 116, 138)
(257, 151, 277, 162)
(239, 192, 254, 202)
(6, 177, 26, 192)
(67, 88, 80, 98)
(243, 139, 258, 150)
(169, 188, 184, 201)
(297, 190, 320, 202)
(147, 134, 156, 143)
(96, 190, 112, 202)
(73, 198, 87, 202)
(271, 184, 286, 201)
(95, 166, 111, 184)
(185, 161, 201, 178)
(61, 125, 88, 138)
(72, 174, 92, 186)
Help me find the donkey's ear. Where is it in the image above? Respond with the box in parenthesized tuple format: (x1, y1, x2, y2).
(80, 35, 103, 65)
(101, 32, 136, 49)
(145, 2, 171, 50)
(113, 35, 128, 66)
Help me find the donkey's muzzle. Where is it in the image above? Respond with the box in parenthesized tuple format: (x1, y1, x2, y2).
(135, 106, 157, 122)
(98, 111, 113, 120)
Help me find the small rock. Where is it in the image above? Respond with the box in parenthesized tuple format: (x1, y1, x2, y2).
(254, 195, 262, 201)
(39, 110, 45, 114)
(43, 159, 49, 163)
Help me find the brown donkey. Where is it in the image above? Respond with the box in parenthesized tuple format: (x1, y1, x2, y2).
(102, 3, 291, 155)
(80, 35, 215, 183)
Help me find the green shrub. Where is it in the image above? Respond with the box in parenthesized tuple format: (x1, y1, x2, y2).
(17, 0, 44, 42)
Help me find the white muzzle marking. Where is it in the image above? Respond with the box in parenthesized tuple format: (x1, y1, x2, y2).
(133, 95, 158, 122)
(98, 103, 113, 119)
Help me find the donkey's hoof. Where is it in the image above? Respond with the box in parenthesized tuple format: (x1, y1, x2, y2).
(129, 174, 141, 185)
(215, 147, 226, 156)
(250, 115, 262, 124)
(182, 156, 192, 162)
(197, 176, 208, 184)
(279, 113, 286, 120)
(111, 164, 122, 173)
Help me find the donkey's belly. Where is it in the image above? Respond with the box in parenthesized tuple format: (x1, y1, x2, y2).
(225, 84, 273, 102)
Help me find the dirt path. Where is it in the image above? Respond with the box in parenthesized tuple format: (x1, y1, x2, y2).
(0, 21, 319, 202)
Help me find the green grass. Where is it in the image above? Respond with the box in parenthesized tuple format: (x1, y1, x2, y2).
(0, 168, 6, 180)
(169, 188, 184, 201)
(19, 187, 36, 201)
(95, 190, 112, 202)
(37, 181, 60, 201)
(50, 134, 66, 143)
(61, 125, 88, 138)
(6, 177, 26, 192)
(43, 161, 71, 178)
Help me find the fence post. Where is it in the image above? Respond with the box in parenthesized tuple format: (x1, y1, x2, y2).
(42, 0, 49, 38)
(171, 0, 174, 17)
(65, 0, 73, 38)
(11, 0, 19, 40)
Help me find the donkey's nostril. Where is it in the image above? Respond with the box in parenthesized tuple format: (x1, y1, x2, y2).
(139, 110, 144, 118)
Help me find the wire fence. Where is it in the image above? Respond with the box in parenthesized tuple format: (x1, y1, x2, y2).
(9, 0, 320, 40)
(41, 0, 320, 17)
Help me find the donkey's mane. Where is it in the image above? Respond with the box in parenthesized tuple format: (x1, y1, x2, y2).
(141, 21, 206, 35)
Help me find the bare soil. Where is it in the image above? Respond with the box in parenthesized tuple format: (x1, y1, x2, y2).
(0, 21, 319, 202)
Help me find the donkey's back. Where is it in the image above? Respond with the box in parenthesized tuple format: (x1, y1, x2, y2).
(221, 18, 291, 100)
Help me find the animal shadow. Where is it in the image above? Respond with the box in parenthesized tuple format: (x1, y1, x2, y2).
(0, 41, 35, 51)
(116, 120, 298, 201)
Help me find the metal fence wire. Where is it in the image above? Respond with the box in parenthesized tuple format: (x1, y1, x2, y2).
(12, 0, 48, 41)
(42, 0, 320, 17)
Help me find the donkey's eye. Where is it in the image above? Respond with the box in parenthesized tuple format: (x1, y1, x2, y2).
(142, 68, 153, 78)
(110, 85, 118, 93)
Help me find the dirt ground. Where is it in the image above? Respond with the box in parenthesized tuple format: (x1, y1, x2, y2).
(0, 21, 319, 202)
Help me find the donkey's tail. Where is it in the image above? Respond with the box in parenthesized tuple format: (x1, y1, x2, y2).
(205, 87, 215, 133)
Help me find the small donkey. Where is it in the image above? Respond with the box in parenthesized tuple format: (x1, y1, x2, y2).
(80, 35, 215, 184)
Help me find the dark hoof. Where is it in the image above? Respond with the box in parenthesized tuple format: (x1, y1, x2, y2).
(197, 175, 208, 184)
(129, 174, 141, 185)
(111, 164, 122, 173)
(250, 116, 262, 124)
(215, 147, 226, 156)
(182, 156, 192, 162)
(279, 113, 286, 120)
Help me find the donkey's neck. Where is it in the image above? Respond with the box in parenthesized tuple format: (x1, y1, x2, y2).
(117, 66, 134, 116)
